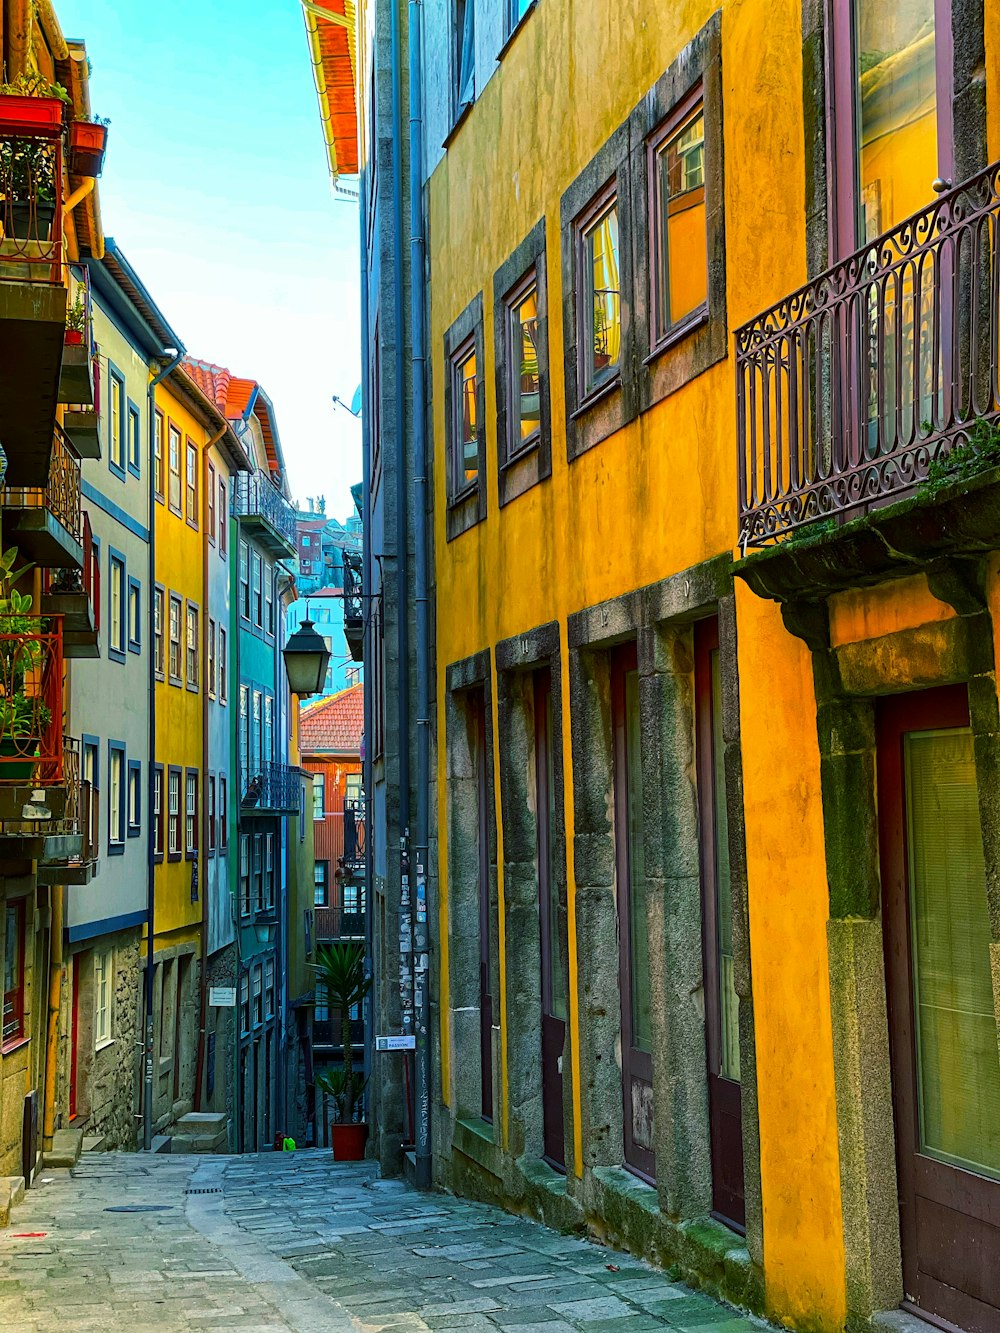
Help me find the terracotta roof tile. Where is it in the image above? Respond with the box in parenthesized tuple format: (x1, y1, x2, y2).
(300, 682, 363, 755)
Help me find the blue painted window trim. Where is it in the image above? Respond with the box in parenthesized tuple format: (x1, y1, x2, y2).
(127, 758, 142, 836)
(108, 740, 126, 855)
(90, 538, 102, 657)
(127, 576, 142, 653)
(108, 361, 127, 481)
(108, 546, 127, 663)
(127, 399, 141, 478)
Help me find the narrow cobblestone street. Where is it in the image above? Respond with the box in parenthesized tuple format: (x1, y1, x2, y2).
(0, 1153, 767, 1333)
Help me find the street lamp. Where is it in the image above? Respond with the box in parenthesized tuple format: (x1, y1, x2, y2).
(282, 617, 332, 697)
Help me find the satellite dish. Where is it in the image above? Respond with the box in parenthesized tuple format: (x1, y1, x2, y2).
(350, 384, 362, 417)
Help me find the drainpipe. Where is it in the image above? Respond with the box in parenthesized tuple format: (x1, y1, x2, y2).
(193, 425, 227, 1111)
(144, 350, 184, 1152)
(408, 0, 432, 1189)
(389, 0, 413, 1157)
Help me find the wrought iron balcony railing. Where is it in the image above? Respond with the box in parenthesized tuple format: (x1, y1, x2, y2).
(314, 903, 366, 940)
(343, 796, 366, 866)
(0, 111, 66, 286)
(233, 472, 297, 554)
(737, 161, 1000, 547)
(343, 549, 363, 628)
(1, 423, 82, 544)
(0, 616, 64, 786)
(313, 1016, 365, 1049)
(240, 758, 300, 814)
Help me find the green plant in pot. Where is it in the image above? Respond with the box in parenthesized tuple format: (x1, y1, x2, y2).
(0, 72, 67, 241)
(65, 293, 87, 345)
(311, 939, 371, 1160)
(0, 546, 47, 781)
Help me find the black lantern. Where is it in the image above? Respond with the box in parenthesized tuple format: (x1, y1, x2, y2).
(283, 617, 332, 697)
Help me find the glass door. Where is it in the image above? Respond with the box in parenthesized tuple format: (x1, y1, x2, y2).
(877, 687, 1000, 1331)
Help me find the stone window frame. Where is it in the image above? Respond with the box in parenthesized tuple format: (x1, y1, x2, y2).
(628, 10, 727, 414)
(560, 122, 637, 462)
(494, 622, 572, 1168)
(444, 293, 488, 541)
(493, 220, 553, 507)
(444, 649, 500, 1132)
(566, 555, 764, 1286)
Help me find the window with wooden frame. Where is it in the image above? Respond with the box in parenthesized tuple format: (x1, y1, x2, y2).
(219, 774, 228, 849)
(264, 958, 275, 1017)
(127, 759, 141, 836)
(108, 743, 125, 851)
(264, 564, 274, 637)
(219, 480, 228, 555)
(109, 552, 125, 661)
(153, 764, 164, 860)
(186, 602, 199, 691)
(239, 541, 250, 619)
(185, 770, 198, 857)
(185, 440, 199, 527)
(94, 948, 113, 1047)
(251, 549, 263, 628)
(127, 402, 141, 477)
(505, 0, 532, 39)
(264, 832, 275, 908)
(648, 90, 707, 352)
(109, 368, 124, 475)
(239, 971, 250, 1033)
(167, 766, 182, 858)
(453, 0, 475, 118)
(208, 774, 216, 853)
(207, 618, 216, 698)
(314, 860, 329, 906)
(3, 898, 26, 1048)
(505, 271, 541, 458)
(207, 462, 216, 542)
(127, 579, 141, 653)
(219, 626, 228, 704)
(252, 965, 262, 1026)
(154, 410, 165, 501)
(577, 184, 622, 401)
(169, 593, 182, 684)
(252, 834, 263, 912)
(154, 585, 165, 679)
(168, 424, 182, 513)
(240, 834, 251, 916)
(443, 293, 486, 538)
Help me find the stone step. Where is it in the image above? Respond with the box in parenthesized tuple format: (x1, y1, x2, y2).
(173, 1111, 227, 1135)
(150, 1134, 173, 1154)
(169, 1126, 229, 1155)
(82, 1134, 107, 1153)
(43, 1128, 82, 1168)
(0, 1175, 25, 1226)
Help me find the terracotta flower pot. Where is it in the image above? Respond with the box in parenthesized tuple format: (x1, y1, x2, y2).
(68, 120, 108, 177)
(0, 94, 65, 138)
(64, 329, 84, 346)
(331, 1121, 368, 1161)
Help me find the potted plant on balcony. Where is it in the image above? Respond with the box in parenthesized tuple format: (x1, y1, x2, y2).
(0, 71, 69, 137)
(312, 940, 371, 1160)
(68, 115, 109, 177)
(0, 546, 50, 782)
(65, 294, 87, 346)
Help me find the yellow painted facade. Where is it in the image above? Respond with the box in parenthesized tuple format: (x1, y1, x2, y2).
(426, 2, 1000, 1330)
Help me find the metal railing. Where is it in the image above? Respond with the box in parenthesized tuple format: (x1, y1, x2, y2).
(233, 472, 297, 549)
(240, 758, 300, 812)
(343, 548, 363, 629)
(0, 118, 66, 285)
(2, 424, 82, 541)
(0, 616, 64, 785)
(313, 1017, 365, 1049)
(44, 509, 99, 625)
(314, 903, 366, 940)
(59, 738, 96, 849)
(343, 796, 366, 864)
(737, 160, 1000, 546)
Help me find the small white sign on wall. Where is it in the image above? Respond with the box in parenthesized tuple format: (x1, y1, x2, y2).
(375, 1035, 416, 1052)
(209, 987, 237, 1008)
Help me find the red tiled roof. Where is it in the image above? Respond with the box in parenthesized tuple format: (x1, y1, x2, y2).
(304, 0, 358, 180)
(183, 357, 281, 476)
(300, 682, 363, 755)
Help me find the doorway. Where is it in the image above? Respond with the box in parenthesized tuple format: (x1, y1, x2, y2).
(535, 669, 566, 1169)
(877, 687, 1000, 1332)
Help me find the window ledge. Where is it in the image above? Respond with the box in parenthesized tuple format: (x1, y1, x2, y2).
(497, 0, 537, 60)
(1, 1036, 29, 1057)
(643, 307, 710, 367)
(443, 99, 474, 150)
(570, 374, 621, 422)
(95, 1037, 115, 1053)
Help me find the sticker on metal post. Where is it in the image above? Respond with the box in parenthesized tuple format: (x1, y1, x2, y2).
(375, 1034, 416, 1051)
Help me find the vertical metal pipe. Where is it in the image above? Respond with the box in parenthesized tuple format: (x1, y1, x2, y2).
(408, 0, 432, 1189)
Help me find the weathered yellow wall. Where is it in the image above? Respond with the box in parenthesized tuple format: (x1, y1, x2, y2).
(152, 379, 205, 950)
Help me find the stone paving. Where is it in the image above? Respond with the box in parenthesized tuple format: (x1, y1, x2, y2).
(0, 1150, 768, 1333)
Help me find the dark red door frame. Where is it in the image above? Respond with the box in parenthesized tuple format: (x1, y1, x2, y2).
(536, 668, 565, 1170)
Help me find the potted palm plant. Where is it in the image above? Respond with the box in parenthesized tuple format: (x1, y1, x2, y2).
(312, 939, 371, 1160)
(0, 546, 50, 782)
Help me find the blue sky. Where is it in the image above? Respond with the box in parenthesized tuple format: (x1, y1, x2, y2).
(57, 0, 362, 522)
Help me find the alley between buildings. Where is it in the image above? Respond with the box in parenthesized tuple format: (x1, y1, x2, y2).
(0, 1153, 765, 1333)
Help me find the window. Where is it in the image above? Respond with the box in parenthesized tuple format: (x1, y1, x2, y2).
(239, 972, 250, 1034)
(240, 834, 251, 916)
(314, 980, 329, 1023)
(650, 98, 707, 349)
(109, 744, 124, 849)
(127, 759, 141, 836)
(219, 775, 228, 849)
(154, 586, 165, 679)
(83, 740, 99, 846)
(3, 900, 25, 1047)
(443, 295, 486, 536)
(185, 440, 199, 526)
(252, 966, 262, 1027)
(450, 342, 479, 500)
(168, 594, 182, 684)
(207, 463, 216, 542)
(208, 618, 216, 698)
(264, 695, 273, 763)
(302, 534, 311, 547)
(264, 959, 275, 1018)
(154, 410, 165, 500)
(314, 861, 329, 907)
(186, 602, 199, 691)
(185, 771, 198, 857)
(252, 835, 263, 912)
(251, 550, 263, 627)
(219, 626, 228, 704)
(505, 273, 540, 458)
(453, 0, 474, 114)
(127, 578, 141, 653)
(109, 370, 124, 473)
(239, 685, 249, 781)
(253, 690, 263, 769)
(264, 564, 274, 636)
(313, 773, 326, 820)
(264, 833, 275, 909)
(153, 764, 164, 859)
(219, 480, 228, 555)
(208, 775, 216, 853)
(577, 187, 621, 399)
(109, 553, 125, 659)
(168, 767, 181, 857)
(168, 424, 182, 513)
(94, 949, 113, 1046)
(239, 541, 250, 619)
(506, 0, 531, 34)
(127, 402, 141, 476)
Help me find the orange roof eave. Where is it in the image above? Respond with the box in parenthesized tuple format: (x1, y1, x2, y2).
(302, 0, 359, 182)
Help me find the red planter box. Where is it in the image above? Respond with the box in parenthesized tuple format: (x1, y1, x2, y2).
(331, 1122, 368, 1161)
(0, 94, 65, 139)
(68, 120, 108, 177)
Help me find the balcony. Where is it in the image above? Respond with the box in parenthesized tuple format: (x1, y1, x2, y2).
(737, 163, 1000, 563)
(57, 276, 96, 410)
(233, 473, 297, 558)
(41, 511, 100, 659)
(343, 548, 364, 662)
(314, 903, 366, 941)
(240, 759, 300, 816)
(37, 739, 98, 885)
(343, 796, 366, 867)
(0, 110, 69, 487)
(313, 1016, 365, 1050)
(0, 424, 83, 568)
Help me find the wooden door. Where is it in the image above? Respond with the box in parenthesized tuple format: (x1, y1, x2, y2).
(611, 643, 655, 1180)
(877, 687, 1000, 1333)
(536, 670, 566, 1170)
(476, 696, 494, 1122)
(695, 620, 745, 1230)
